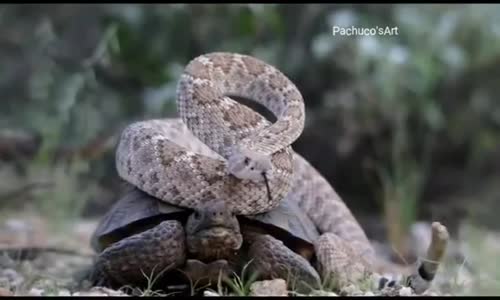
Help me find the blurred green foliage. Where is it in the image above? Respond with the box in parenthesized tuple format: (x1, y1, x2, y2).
(1, 4, 500, 238)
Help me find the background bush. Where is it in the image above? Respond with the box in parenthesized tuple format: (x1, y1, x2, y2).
(1, 4, 500, 247)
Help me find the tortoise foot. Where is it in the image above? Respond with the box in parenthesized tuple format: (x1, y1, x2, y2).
(91, 220, 186, 288)
(246, 234, 321, 294)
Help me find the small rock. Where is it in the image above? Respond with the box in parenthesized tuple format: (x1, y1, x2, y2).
(249, 279, 288, 296)
(72, 291, 103, 296)
(28, 288, 44, 296)
(203, 290, 220, 297)
(379, 286, 400, 297)
(340, 284, 361, 296)
(89, 287, 129, 296)
(364, 291, 375, 296)
(421, 288, 440, 296)
(309, 290, 338, 296)
(0, 287, 13, 296)
(0, 268, 24, 287)
(399, 287, 413, 296)
(58, 289, 71, 296)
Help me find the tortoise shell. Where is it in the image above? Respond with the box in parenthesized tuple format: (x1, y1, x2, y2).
(91, 186, 319, 258)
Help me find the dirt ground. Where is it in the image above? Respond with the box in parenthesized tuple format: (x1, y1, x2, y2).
(1, 210, 496, 297)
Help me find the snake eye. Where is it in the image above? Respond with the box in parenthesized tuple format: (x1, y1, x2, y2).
(194, 211, 201, 219)
(243, 157, 250, 165)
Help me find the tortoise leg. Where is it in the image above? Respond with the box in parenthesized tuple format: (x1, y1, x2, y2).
(90, 220, 186, 288)
(245, 233, 321, 294)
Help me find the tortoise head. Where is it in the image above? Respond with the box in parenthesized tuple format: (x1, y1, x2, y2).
(185, 200, 243, 261)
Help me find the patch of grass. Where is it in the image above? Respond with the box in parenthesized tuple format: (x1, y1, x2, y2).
(119, 264, 175, 297)
(376, 133, 429, 260)
(412, 222, 500, 296)
(3, 21, 123, 234)
(220, 260, 260, 296)
(454, 224, 500, 296)
(307, 267, 375, 296)
(29, 160, 92, 234)
(442, 258, 470, 295)
(186, 280, 212, 297)
(10, 264, 60, 296)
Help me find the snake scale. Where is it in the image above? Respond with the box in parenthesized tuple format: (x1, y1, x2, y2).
(115, 52, 448, 291)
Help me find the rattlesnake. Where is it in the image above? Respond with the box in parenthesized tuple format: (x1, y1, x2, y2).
(115, 52, 448, 291)
(116, 52, 303, 216)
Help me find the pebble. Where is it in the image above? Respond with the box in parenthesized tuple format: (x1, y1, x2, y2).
(421, 288, 440, 296)
(89, 286, 129, 297)
(72, 287, 129, 297)
(340, 284, 360, 296)
(90, 287, 129, 296)
(249, 279, 288, 296)
(309, 290, 339, 296)
(72, 291, 103, 296)
(379, 287, 400, 297)
(57, 289, 71, 296)
(398, 287, 413, 296)
(28, 288, 44, 296)
(0, 268, 24, 287)
(203, 290, 220, 297)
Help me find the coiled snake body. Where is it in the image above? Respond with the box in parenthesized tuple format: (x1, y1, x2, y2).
(116, 52, 304, 216)
(115, 52, 448, 292)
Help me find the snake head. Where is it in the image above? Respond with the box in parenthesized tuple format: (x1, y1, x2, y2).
(226, 147, 272, 182)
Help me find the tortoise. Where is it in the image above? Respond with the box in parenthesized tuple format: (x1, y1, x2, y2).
(87, 185, 448, 295)
(87, 184, 323, 293)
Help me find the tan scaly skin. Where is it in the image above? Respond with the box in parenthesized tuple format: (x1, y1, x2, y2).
(116, 52, 304, 215)
(113, 52, 449, 293)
